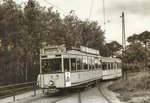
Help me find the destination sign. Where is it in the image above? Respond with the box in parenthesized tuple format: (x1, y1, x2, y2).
(80, 46, 99, 55)
(40, 45, 66, 54)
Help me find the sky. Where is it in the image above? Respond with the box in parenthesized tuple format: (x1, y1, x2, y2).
(14, 0, 150, 44)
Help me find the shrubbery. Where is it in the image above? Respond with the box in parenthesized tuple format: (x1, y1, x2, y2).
(108, 73, 150, 102)
(109, 75, 150, 92)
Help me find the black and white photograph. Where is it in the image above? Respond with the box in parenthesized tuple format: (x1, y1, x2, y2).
(0, 0, 150, 103)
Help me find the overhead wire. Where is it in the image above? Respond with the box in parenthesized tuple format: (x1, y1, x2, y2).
(89, 0, 94, 19)
(105, 16, 122, 24)
(43, 0, 68, 15)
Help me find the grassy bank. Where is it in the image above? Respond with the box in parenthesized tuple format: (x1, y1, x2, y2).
(108, 72, 150, 103)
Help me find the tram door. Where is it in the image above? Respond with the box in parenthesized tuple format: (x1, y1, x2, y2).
(114, 62, 117, 77)
(64, 58, 71, 87)
(65, 72, 71, 87)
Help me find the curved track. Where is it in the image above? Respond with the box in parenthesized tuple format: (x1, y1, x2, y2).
(11, 82, 113, 103)
(98, 84, 112, 103)
(50, 91, 81, 103)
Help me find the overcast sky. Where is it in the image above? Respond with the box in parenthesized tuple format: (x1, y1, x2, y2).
(15, 0, 150, 44)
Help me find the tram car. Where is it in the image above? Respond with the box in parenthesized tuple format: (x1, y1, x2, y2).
(37, 45, 103, 93)
(101, 57, 122, 80)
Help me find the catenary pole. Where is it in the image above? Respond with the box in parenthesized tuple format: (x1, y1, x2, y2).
(122, 12, 127, 79)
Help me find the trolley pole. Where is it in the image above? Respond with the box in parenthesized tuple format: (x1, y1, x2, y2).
(122, 12, 127, 79)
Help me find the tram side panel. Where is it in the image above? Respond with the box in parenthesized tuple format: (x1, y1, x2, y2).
(117, 69, 122, 77)
(117, 67, 122, 77)
(63, 54, 102, 86)
(116, 61, 122, 78)
(101, 60, 122, 80)
(70, 70, 102, 86)
(102, 70, 116, 80)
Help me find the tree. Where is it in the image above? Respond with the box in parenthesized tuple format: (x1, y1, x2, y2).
(127, 34, 139, 43)
(139, 31, 150, 46)
(125, 31, 150, 71)
(105, 41, 122, 57)
(23, 0, 47, 81)
(62, 13, 105, 51)
(0, 0, 27, 84)
(0, 0, 106, 85)
(44, 7, 65, 46)
(62, 12, 83, 48)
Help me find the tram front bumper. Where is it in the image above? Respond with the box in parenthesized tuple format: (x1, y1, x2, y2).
(43, 86, 59, 93)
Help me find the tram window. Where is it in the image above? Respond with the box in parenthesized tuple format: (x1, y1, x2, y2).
(95, 64, 98, 69)
(117, 63, 119, 69)
(55, 59, 62, 71)
(77, 58, 82, 70)
(108, 63, 111, 70)
(99, 64, 102, 69)
(91, 59, 95, 69)
(102, 62, 107, 70)
(95, 59, 99, 69)
(71, 58, 76, 71)
(114, 63, 117, 69)
(42, 58, 62, 73)
(83, 58, 88, 70)
(89, 59, 92, 69)
(111, 63, 113, 69)
(95, 63, 99, 69)
(80, 58, 83, 69)
(64, 58, 69, 71)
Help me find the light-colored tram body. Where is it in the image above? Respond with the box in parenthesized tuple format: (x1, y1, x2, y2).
(101, 57, 122, 80)
(37, 45, 103, 93)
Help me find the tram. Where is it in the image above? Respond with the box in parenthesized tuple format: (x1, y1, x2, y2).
(101, 57, 122, 80)
(37, 45, 102, 93)
(37, 45, 122, 93)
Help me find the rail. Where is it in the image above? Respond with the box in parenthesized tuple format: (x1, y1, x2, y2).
(0, 81, 38, 101)
(98, 84, 112, 103)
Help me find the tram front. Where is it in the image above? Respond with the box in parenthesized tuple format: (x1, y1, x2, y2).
(37, 46, 71, 93)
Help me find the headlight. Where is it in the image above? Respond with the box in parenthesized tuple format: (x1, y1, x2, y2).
(49, 80, 54, 86)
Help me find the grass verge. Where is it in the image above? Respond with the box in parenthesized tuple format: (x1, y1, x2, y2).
(108, 72, 150, 103)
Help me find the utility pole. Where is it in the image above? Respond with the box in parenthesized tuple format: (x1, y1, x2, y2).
(103, 0, 106, 31)
(122, 12, 126, 50)
(122, 12, 127, 79)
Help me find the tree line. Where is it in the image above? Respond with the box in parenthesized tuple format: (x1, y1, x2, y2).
(0, 0, 123, 85)
(122, 31, 150, 72)
(3, 0, 149, 85)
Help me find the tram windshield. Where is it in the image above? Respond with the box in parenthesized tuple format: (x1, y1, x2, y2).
(41, 58, 62, 73)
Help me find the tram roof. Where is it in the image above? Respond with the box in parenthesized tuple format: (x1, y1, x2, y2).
(40, 45, 100, 56)
(100, 57, 121, 62)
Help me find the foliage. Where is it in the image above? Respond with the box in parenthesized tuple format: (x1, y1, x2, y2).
(108, 72, 150, 102)
(0, 0, 107, 85)
(125, 31, 150, 71)
(105, 41, 122, 57)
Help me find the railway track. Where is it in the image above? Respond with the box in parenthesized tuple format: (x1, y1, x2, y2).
(98, 83, 112, 103)
(49, 83, 112, 103)
(50, 90, 82, 103)
(8, 82, 113, 103)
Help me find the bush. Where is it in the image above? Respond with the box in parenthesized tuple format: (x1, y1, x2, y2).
(108, 73, 150, 103)
(140, 76, 150, 89)
(109, 75, 150, 92)
(108, 78, 139, 92)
